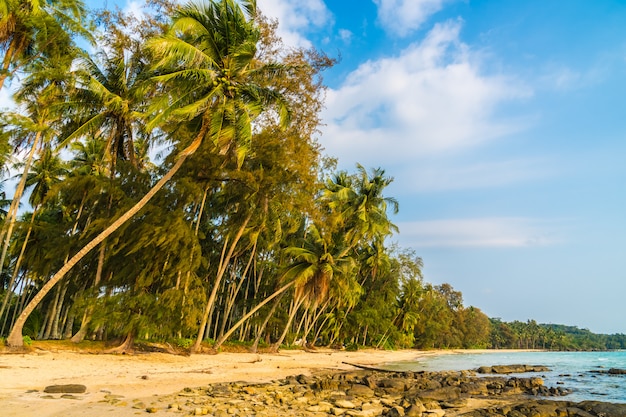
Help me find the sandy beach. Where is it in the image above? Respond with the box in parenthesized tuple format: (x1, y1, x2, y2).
(0, 347, 440, 416)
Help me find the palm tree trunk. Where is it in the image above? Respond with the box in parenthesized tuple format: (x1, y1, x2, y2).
(0, 131, 42, 278)
(249, 291, 285, 353)
(0, 37, 18, 92)
(6, 151, 191, 347)
(192, 212, 252, 353)
(270, 296, 305, 353)
(218, 241, 255, 339)
(50, 282, 68, 339)
(0, 272, 24, 336)
(302, 300, 328, 345)
(214, 281, 294, 351)
(71, 242, 106, 343)
(42, 284, 64, 339)
(0, 210, 36, 325)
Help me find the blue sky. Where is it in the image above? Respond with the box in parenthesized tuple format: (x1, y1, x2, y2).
(90, 0, 626, 334)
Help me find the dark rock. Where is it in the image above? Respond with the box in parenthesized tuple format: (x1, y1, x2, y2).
(418, 386, 461, 401)
(43, 384, 87, 394)
(379, 378, 408, 391)
(579, 401, 626, 416)
(383, 407, 404, 417)
(347, 383, 375, 397)
(476, 364, 550, 374)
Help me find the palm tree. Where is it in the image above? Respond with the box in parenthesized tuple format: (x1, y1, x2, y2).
(6, 0, 290, 347)
(268, 224, 356, 351)
(60, 42, 152, 172)
(323, 165, 399, 257)
(0, 52, 71, 284)
(0, 0, 89, 90)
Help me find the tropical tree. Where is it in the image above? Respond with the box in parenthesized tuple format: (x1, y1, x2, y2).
(323, 165, 399, 254)
(267, 223, 357, 351)
(0, 0, 89, 90)
(0, 51, 73, 283)
(6, 0, 291, 348)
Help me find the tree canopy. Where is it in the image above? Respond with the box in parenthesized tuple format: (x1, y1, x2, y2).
(1, 0, 622, 352)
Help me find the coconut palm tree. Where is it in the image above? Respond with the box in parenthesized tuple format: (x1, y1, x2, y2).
(0, 50, 72, 284)
(324, 165, 399, 254)
(268, 224, 356, 351)
(60, 42, 152, 172)
(6, 0, 290, 348)
(0, 0, 89, 90)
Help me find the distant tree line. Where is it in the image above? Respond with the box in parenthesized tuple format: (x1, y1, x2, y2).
(490, 320, 626, 351)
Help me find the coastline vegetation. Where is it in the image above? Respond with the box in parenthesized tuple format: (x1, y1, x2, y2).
(0, 0, 623, 353)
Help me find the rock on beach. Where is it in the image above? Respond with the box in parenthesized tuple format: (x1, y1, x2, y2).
(95, 366, 626, 417)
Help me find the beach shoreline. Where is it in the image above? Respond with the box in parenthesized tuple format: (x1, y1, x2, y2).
(0, 347, 545, 416)
(0, 347, 429, 416)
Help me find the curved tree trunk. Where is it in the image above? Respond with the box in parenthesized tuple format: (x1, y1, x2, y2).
(270, 296, 305, 353)
(6, 152, 191, 347)
(0, 37, 18, 92)
(213, 281, 294, 351)
(217, 241, 256, 340)
(249, 291, 284, 353)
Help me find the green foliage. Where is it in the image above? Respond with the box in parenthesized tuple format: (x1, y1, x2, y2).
(345, 342, 359, 352)
(174, 338, 194, 349)
(22, 335, 33, 346)
(489, 319, 626, 351)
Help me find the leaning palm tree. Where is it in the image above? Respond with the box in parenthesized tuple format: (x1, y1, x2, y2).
(0, 0, 89, 90)
(6, 0, 290, 348)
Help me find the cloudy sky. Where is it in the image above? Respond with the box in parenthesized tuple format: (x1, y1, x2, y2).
(93, 0, 626, 334)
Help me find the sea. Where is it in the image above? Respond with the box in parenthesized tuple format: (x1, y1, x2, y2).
(385, 350, 626, 403)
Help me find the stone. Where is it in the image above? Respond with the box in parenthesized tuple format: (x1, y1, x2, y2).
(608, 368, 626, 375)
(477, 364, 550, 374)
(379, 378, 408, 392)
(335, 399, 357, 409)
(385, 405, 405, 416)
(360, 403, 384, 416)
(43, 384, 87, 394)
(418, 386, 461, 401)
(347, 384, 375, 397)
(405, 404, 425, 417)
(306, 404, 332, 412)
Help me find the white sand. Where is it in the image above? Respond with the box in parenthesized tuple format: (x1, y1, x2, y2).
(0, 348, 437, 416)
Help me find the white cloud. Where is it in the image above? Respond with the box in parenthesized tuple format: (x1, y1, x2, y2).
(396, 156, 550, 192)
(320, 20, 531, 170)
(338, 29, 353, 44)
(373, 0, 450, 37)
(0, 84, 15, 111)
(124, 0, 144, 18)
(397, 217, 561, 248)
(258, 0, 332, 48)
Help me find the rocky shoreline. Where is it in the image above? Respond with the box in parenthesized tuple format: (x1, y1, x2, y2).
(43, 364, 624, 417)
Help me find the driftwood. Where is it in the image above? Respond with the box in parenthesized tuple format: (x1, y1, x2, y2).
(342, 361, 397, 373)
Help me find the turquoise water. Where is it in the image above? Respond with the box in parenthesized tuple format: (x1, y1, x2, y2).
(385, 351, 626, 403)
